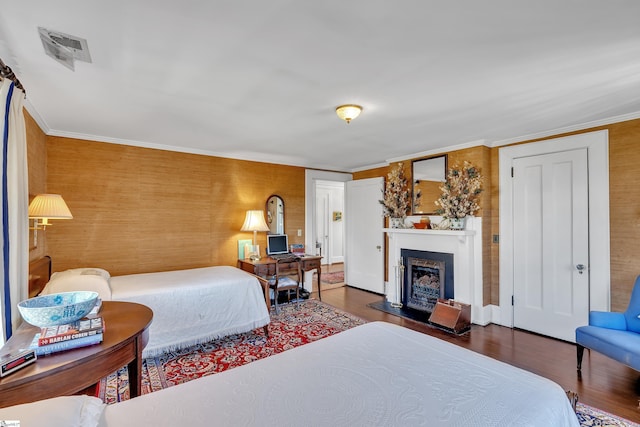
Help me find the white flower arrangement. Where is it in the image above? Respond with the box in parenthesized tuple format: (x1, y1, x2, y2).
(379, 163, 419, 219)
(435, 161, 483, 219)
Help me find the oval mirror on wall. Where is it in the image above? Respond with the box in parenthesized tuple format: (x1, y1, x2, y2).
(266, 195, 284, 234)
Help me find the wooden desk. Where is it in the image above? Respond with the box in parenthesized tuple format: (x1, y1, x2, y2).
(237, 255, 323, 301)
(0, 301, 152, 408)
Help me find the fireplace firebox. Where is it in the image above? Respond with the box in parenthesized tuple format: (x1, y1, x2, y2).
(401, 249, 454, 314)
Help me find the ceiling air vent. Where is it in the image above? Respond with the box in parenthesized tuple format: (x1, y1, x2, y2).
(38, 27, 92, 71)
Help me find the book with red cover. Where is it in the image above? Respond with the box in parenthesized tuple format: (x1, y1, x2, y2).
(38, 317, 104, 346)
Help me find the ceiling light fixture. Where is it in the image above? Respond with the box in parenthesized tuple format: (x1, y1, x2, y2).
(335, 104, 362, 124)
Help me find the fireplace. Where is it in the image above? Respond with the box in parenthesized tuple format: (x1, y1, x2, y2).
(401, 249, 454, 314)
(385, 222, 486, 325)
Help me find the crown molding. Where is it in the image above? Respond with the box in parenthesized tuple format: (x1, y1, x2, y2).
(23, 99, 50, 134)
(45, 129, 349, 172)
(489, 111, 640, 148)
(38, 109, 640, 173)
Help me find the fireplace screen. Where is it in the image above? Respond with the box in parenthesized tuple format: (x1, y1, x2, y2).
(406, 257, 445, 313)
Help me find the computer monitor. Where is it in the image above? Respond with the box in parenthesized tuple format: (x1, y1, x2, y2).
(266, 234, 289, 255)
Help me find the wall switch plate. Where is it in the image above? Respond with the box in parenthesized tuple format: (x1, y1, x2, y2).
(297, 229, 302, 236)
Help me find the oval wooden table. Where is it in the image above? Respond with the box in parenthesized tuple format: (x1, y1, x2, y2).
(0, 301, 152, 408)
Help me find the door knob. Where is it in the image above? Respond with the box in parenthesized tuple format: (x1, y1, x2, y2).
(576, 264, 586, 274)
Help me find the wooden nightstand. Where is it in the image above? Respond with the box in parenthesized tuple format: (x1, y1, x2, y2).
(0, 301, 152, 408)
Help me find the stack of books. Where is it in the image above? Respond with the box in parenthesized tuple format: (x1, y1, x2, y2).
(29, 317, 105, 356)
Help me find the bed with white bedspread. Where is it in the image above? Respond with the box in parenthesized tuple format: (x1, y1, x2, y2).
(40, 265, 270, 358)
(0, 321, 579, 426)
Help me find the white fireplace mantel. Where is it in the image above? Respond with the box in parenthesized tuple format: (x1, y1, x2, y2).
(384, 217, 490, 325)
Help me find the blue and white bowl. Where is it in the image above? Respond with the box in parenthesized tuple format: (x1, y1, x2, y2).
(17, 291, 99, 327)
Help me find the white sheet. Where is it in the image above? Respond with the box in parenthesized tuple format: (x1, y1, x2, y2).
(109, 266, 270, 357)
(99, 322, 578, 426)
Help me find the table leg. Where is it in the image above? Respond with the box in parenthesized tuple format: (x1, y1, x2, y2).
(129, 336, 143, 397)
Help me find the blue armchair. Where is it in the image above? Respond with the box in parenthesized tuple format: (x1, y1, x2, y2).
(576, 275, 640, 372)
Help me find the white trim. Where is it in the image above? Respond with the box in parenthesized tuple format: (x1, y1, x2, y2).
(498, 130, 610, 328)
(490, 111, 640, 148)
(304, 170, 352, 257)
(45, 128, 348, 171)
(386, 139, 488, 164)
(354, 111, 639, 173)
(23, 99, 50, 134)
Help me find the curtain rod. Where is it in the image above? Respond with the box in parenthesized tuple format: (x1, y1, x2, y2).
(0, 57, 26, 94)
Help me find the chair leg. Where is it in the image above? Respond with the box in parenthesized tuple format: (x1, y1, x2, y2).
(274, 289, 280, 314)
(577, 344, 585, 371)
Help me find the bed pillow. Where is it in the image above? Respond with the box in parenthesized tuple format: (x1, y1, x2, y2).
(0, 395, 105, 427)
(42, 268, 113, 300)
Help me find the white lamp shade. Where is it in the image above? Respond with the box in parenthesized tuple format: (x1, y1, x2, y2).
(28, 194, 73, 219)
(240, 210, 270, 232)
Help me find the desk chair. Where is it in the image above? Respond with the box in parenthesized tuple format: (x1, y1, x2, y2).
(268, 257, 303, 314)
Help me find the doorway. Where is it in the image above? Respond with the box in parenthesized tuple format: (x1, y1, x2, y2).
(499, 130, 610, 342)
(315, 180, 345, 266)
(305, 170, 351, 293)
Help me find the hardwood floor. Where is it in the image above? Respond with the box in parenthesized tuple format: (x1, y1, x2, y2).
(316, 285, 640, 423)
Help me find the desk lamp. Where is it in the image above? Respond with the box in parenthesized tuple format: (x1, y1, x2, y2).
(241, 210, 270, 260)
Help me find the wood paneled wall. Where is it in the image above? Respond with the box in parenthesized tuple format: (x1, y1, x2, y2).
(25, 111, 47, 263)
(355, 118, 640, 311)
(608, 120, 640, 311)
(26, 114, 640, 310)
(40, 136, 306, 276)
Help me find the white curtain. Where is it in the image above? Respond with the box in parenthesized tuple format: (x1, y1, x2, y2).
(0, 78, 29, 345)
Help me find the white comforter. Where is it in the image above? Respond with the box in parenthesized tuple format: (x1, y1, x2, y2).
(0, 322, 579, 426)
(110, 266, 270, 357)
(42, 266, 270, 358)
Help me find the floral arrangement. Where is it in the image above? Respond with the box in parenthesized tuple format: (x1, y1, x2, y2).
(379, 162, 419, 219)
(435, 161, 483, 219)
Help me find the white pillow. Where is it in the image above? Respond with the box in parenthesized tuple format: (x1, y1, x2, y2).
(43, 268, 113, 301)
(51, 268, 110, 281)
(0, 395, 105, 427)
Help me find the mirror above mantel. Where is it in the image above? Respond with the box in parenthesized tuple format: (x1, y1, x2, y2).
(266, 195, 284, 234)
(412, 155, 447, 215)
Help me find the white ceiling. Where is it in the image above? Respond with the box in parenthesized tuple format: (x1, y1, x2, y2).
(1, 1, 639, 172)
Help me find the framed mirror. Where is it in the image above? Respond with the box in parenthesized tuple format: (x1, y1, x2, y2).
(266, 195, 285, 234)
(412, 155, 447, 215)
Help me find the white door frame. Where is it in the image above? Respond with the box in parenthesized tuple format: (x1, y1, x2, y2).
(498, 130, 610, 327)
(305, 170, 352, 258)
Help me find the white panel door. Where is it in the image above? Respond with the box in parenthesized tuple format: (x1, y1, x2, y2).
(345, 178, 384, 294)
(513, 148, 589, 342)
(315, 189, 330, 264)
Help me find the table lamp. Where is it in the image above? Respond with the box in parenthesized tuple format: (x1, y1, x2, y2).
(241, 210, 270, 260)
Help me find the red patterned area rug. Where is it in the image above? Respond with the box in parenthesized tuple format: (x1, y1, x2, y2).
(97, 299, 364, 403)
